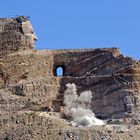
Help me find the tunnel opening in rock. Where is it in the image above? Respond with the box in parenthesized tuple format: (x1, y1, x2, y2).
(54, 66, 65, 76)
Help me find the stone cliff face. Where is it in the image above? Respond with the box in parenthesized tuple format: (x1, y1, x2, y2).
(0, 16, 140, 140)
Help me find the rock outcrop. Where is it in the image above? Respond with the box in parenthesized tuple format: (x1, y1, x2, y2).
(0, 16, 140, 140)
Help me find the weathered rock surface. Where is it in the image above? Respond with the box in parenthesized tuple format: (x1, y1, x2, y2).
(0, 16, 140, 139)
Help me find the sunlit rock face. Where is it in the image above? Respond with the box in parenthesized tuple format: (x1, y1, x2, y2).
(0, 16, 37, 55)
(18, 16, 37, 48)
(0, 16, 140, 139)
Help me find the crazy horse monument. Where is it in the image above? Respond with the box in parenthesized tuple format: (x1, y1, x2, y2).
(0, 16, 140, 139)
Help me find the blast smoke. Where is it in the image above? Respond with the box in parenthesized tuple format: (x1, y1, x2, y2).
(63, 83, 105, 127)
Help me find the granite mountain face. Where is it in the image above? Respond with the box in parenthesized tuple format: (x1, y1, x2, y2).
(0, 16, 140, 140)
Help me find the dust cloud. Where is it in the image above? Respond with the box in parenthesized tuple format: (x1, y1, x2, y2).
(63, 83, 105, 127)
